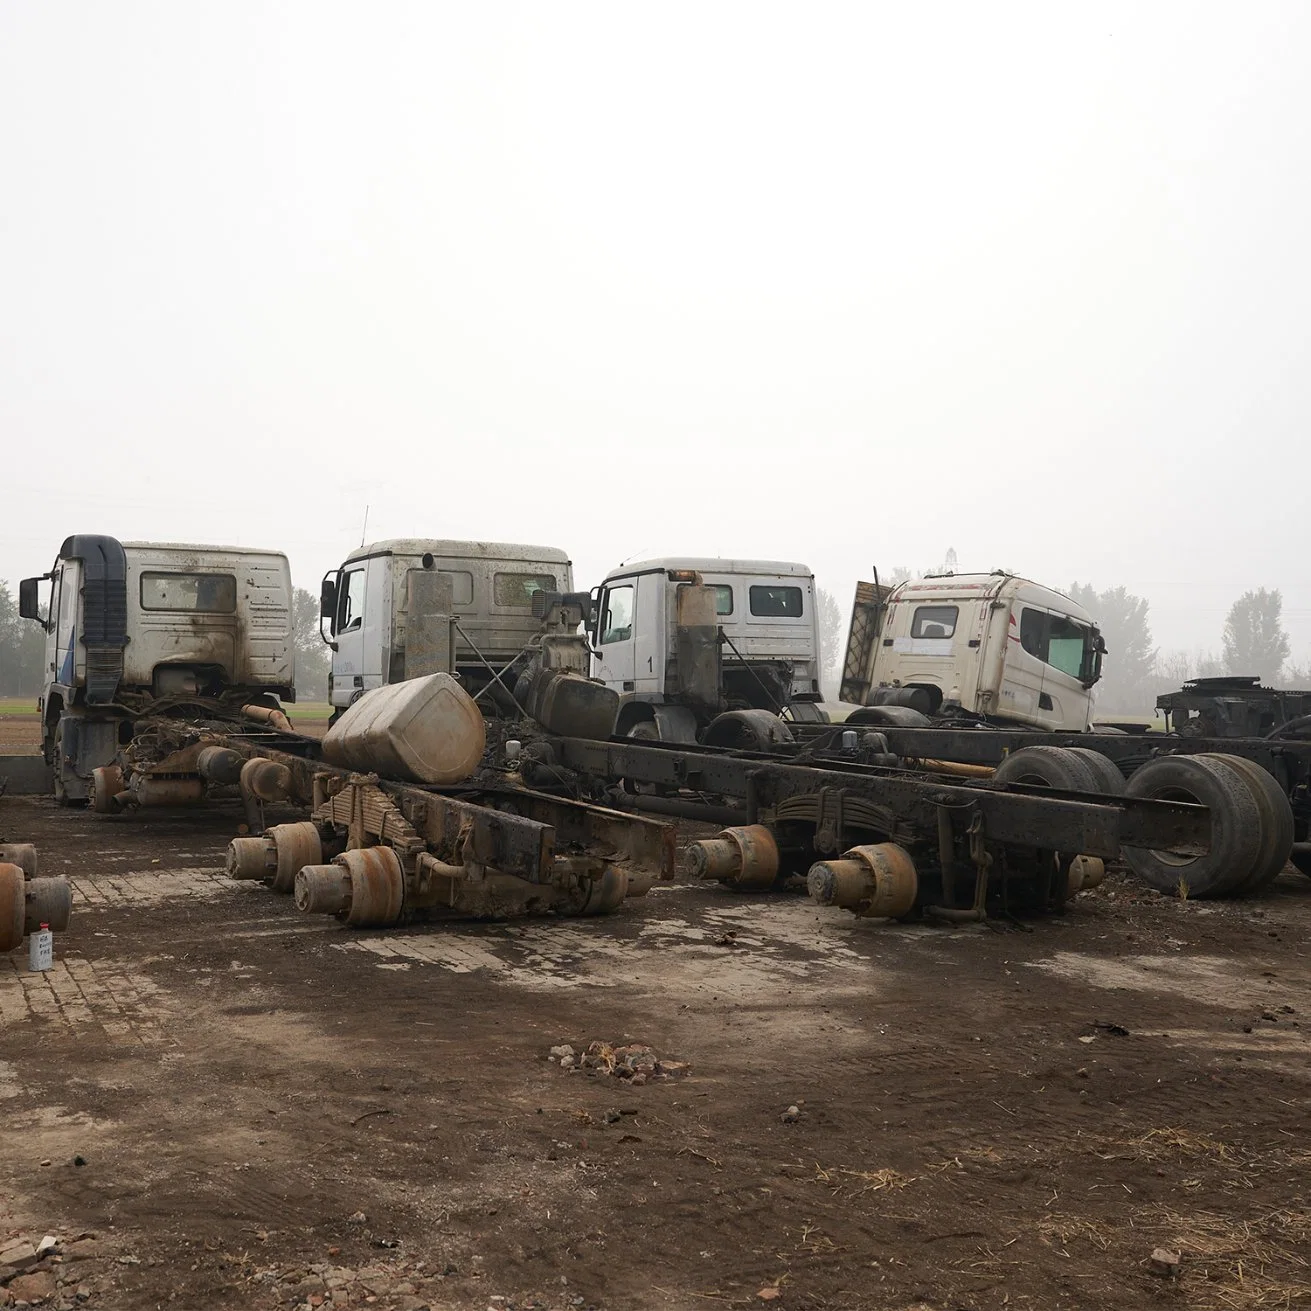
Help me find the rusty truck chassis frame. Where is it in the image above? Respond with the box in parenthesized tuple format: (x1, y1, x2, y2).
(534, 734, 1212, 916)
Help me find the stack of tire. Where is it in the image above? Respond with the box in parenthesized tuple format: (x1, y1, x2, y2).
(991, 747, 1294, 899)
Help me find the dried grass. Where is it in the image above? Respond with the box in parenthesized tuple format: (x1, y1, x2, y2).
(1036, 1213, 1113, 1253)
(812, 1162, 915, 1196)
(1135, 1126, 1235, 1161)
(1137, 1203, 1311, 1309)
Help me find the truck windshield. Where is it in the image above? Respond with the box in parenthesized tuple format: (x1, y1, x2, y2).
(140, 573, 236, 613)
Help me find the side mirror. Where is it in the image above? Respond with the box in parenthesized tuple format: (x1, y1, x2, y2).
(318, 572, 339, 649)
(1081, 631, 1106, 688)
(18, 577, 43, 625)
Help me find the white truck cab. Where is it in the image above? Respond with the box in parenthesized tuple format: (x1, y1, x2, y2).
(840, 571, 1104, 731)
(590, 557, 823, 742)
(321, 539, 574, 716)
(19, 536, 294, 801)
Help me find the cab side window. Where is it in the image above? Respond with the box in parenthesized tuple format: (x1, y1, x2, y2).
(493, 573, 557, 608)
(749, 585, 803, 617)
(600, 585, 634, 644)
(337, 568, 367, 632)
(55, 567, 72, 637)
(405, 569, 473, 609)
(1020, 607, 1087, 679)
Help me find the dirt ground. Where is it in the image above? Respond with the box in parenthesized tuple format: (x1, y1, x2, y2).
(2, 787, 1310, 1310)
(0, 714, 41, 756)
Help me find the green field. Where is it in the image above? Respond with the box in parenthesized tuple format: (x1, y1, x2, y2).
(0, 698, 37, 716)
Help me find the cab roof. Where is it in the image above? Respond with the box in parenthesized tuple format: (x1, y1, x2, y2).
(121, 542, 288, 559)
(605, 556, 814, 580)
(892, 572, 1093, 622)
(345, 539, 571, 565)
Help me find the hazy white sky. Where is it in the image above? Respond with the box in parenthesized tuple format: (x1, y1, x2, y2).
(3, 2, 1309, 663)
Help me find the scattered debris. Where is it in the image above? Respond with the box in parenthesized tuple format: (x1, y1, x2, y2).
(548, 1041, 689, 1082)
(350, 1107, 393, 1127)
(0, 1240, 39, 1271)
(7, 1270, 56, 1303)
(1092, 1022, 1131, 1037)
(1148, 1247, 1181, 1278)
(63, 1236, 99, 1261)
(781, 1104, 802, 1124)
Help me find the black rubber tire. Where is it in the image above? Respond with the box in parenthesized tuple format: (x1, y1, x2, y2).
(845, 705, 933, 728)
(992, 746, 1102, 793)
(703, 710, 794, 751)
(1123, 754, 1262, 897)
(0, 863, 24, 953)
(1196, 753, 1294, 894)
(785, 702, 829, 724)
(1062, 747, 1127, 795)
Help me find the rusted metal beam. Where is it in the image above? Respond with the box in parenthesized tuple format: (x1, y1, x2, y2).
(542, 736, 1210, 859)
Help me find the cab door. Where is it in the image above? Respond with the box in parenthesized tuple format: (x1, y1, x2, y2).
(330, 563, 371, 707)
(999, 603, 1091, 729)
(591, 580, 637, 690)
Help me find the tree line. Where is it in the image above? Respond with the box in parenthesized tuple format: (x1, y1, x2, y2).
(0, 582, 45, 696)
(1067, 582, 1302, 715)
